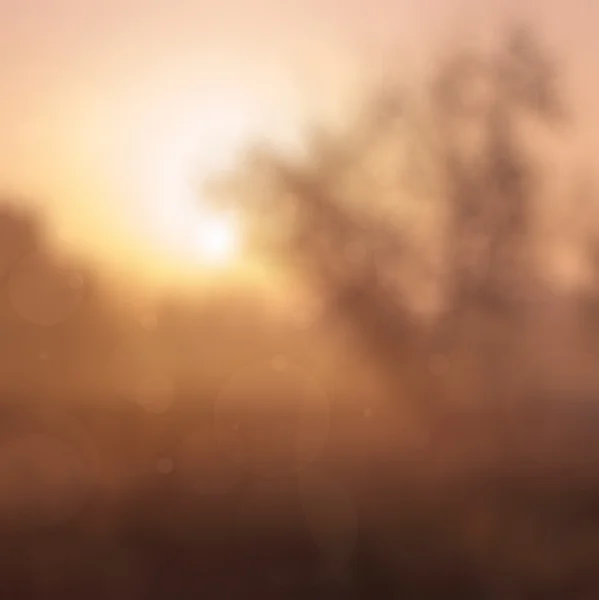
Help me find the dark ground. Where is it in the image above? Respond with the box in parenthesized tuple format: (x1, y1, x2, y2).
(0, 394, 599, 599)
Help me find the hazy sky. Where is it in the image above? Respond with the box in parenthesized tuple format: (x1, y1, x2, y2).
(1, 0, 598, 282)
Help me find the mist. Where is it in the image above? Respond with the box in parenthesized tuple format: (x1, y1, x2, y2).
(2, 12, 599, 599)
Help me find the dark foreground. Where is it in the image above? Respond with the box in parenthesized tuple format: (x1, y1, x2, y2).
(1, 395, 599, 599)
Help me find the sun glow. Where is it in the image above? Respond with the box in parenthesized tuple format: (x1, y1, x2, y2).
(148, 196, 244, 273)
(194, 211, 241, 266)
(131, 83, 303, 279)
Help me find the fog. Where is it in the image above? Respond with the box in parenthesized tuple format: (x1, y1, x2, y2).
(2, 16, 599, 599)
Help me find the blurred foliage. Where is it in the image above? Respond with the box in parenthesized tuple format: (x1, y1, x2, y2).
(0, 202, 345, 401)
(1, 25, 599, 600)
(207, 26, 599, 427)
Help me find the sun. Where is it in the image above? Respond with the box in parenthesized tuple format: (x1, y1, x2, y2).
(124, 80, 306, 282)
(194, 211, 241, 266)
(151, 195, 244, 272)
(138, 96, 255, 271)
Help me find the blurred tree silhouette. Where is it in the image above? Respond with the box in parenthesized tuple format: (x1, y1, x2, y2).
(427, 26, 566, 416)
(0, 201, 121, 398)
(210, 26, 567, 424)
(435, 27, 563, 313)
(0, 203, 43, 281)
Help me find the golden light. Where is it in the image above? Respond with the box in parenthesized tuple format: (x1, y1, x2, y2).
(194, 211, 241, 266)
(5, 41, 365, 290)
(128, 82, 304, 280)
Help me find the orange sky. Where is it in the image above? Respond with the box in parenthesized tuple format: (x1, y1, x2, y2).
(0, 0, 598, 286)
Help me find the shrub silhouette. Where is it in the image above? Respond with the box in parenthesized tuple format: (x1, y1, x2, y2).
(209, 26, 569, 427)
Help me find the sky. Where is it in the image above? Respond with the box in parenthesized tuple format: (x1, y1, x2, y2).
(1, 0, 598, 285)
